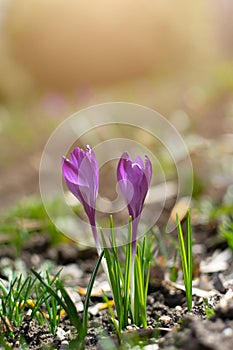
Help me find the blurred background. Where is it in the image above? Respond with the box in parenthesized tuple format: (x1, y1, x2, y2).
(0, 0, 233, 209)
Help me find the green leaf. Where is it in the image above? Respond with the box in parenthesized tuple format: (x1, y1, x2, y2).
(31, 269, 82, 331)
(82, 249, 104, 338)
(176, 212, 193, 310)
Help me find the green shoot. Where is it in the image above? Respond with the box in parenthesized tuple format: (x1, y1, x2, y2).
(101, 224, 127, 333)
(102, 293, 122, 344)
(219, 215, 233, 251)
(0, 274, 37, 335)
(176, 210, 193, 311)
(32, 249, 104, 348)
(134, 236, 151, 328)
(0, 270, 65, 336)
(101, 216, 152, 334)
(124, 217, 132, 327)
(203, 299, 215, 319)
(82, 249, 104, 338)
(30, 269, 63, 333)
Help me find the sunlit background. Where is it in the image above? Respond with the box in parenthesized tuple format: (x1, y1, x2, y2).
(0, 0, 233, 208)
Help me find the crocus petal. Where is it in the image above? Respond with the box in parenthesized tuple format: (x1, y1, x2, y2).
(135, 155, 144, 169)
(129, 162, 144, 185)
(62, 146, 99, 226)
(117, 152, 130, 180)
(62, 156, 88, 188)
(117, 152, 152, 245)
(144, 155, 152, 185)
(87, 145, 99, 174)
(71, 148, 83, 167)
(62, 158, 79, 184)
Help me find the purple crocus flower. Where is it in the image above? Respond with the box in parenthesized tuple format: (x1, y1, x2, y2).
(62, 145, 101, 253)
(117, 152, 152, 256)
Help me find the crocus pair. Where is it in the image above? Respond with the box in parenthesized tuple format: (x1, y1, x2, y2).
(62, 146, 152, 256)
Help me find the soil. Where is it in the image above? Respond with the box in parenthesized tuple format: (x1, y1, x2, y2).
(1, 221, 233, 350)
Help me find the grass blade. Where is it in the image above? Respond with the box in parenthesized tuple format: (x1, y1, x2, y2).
(82, 249, 104, 337)
(176, 215, 188, 288)
(176, 213, 193, 310)
(31, 268, 82, 331)
(55, 280, 81, 332)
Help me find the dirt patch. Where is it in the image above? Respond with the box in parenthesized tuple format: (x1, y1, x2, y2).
(0, 225, 233, 349)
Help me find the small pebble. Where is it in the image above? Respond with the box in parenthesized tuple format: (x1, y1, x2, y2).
(143, 344, 159, 350)
(175, 305, 182, 311)
(126, 325, 134, 331)
(89, 304, 100, 316)
(147, 295, 155, 305)
(222, 328, 233, 337)
(62, 286, 84, 312)
(57, 263, 83, 280)
(30, 254, 41, 266)
(126, 324, 138, 331)
(56, 327, 67, 340)
(60, 340, 69, 350)
(159, 315, 172, 324)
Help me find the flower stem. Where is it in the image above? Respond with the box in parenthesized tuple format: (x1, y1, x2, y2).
(91, 224, 101, 256)
(130, 257, 135, 321)
(132, 216, 140, 257)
